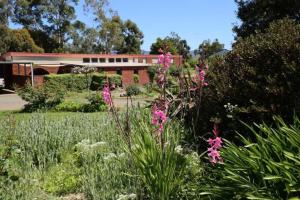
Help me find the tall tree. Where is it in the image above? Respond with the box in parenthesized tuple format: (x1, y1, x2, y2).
(85, 0, 143, 54)
(234, 0, 300, 38)
(0, 25, 11, 54)
(0, 0, 13, 25)
(197, 39, 224, 58)
(9, 29, 44, 53)
(43, 0, 79, 50)
(150, 33, 191, 58)
(117, 20, 144, 54)
(12, 0, 44, 29)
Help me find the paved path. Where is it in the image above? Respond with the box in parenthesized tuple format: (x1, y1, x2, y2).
(0, 91, 26, 111)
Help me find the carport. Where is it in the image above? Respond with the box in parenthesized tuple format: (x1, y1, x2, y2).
(0, 61, 34, 88)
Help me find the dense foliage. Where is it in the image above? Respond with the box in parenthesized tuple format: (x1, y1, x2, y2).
(225, 18, 300, 120)
(197, 39, 224, 58)
(45, 73, 122, 91)
(16, 82, 64, 112)
(202, 116, 300, 199)
(234, 0, 300, 38)
(0, 0, 144, 54)
(150, 32, 191, 59)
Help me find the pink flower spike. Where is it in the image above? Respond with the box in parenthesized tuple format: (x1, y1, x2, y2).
(207, 138, 214, 146)
(213, 137, 223, 149)
(102, 86, 112, 105)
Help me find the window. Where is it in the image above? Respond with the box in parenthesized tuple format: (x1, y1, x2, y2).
(83, 58, 90, 63)
(91, 58, 98, 63)
(116, 58, 122, 63)
(123, 58, 128, 62)
(116, 68, 122, 75)
(134, 69, 139, 75)
(109, 58, 115, 63)
(99, 58, 106, 63)
(132, 58, 136, 63)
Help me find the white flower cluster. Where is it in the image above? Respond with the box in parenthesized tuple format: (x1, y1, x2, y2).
(117, 193, 136, 200)
(75, 139, 107, 151)
(71, 66, 96, 74)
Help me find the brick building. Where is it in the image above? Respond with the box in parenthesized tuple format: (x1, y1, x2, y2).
(0, 52, 182, 88)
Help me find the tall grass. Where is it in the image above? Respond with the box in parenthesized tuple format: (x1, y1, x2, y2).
(0, 112, 137, 199)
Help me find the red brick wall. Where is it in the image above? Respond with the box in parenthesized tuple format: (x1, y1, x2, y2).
(122, 69, 134, 85)
(138, 68, 149, 85)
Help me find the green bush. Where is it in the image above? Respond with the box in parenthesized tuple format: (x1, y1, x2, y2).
(54, 93, 107, 112)
(126, 85, 141, 96)
(44, 74, 87, 91)
(43, 162, 81, 195)
(17, 82, 64, 112)
(85, 93, 108, 112)
(107, 74, 122, 87)
(201, 117, 300, 199)
(147, 66, 157, 82)
(168, 65, 180, 77)
(224, 18, 300, 120)
(90, 73, 107, 90)
(133, 74, 139, 84)
(91, 74, 122, 90)
(55, 101, 85, 112)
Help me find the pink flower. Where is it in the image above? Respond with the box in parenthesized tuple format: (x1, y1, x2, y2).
(213, 137, 223, 149)
(207, 138, 214, 146)
(207, 125, 223, 164)
(158, 52, 172, 69)
(102, 85, 112, 105)
(151, 106, 168, 134)
(195, 65, 209, 86)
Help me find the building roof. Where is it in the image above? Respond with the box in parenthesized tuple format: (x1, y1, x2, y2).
(2, 52, 182, 59)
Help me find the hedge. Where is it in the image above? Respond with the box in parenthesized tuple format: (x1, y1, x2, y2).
(91, 74, 122, 90)
(45, 73, 122, 91)
(44, 74, 87, 91)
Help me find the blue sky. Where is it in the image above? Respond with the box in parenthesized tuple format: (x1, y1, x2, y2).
(11, 0, 238, 51)
(76, 0, 238, 51)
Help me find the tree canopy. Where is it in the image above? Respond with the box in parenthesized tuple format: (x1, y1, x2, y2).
(197, 39, 224, 58)
(0, 0, 143, 54)
(150, 32, 191, 58)
(234, 0, 300, 38)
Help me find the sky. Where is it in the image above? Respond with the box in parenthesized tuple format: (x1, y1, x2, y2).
(10, 0, 238, 51)
(76, 0, 238, 51)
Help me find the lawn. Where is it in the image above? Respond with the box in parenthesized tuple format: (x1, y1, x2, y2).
(0, 111, 137, 200)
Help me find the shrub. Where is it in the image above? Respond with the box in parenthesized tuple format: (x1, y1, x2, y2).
(201, 116, 300, 199)
(55, 101, 85, 112)
(17, 82, 64, 112)
(224, 18, 300, 120)
(91, 74, 122, 90)
(44, 74, 87, 91)
(43, 162, 81, 195)
(133, 74, 139, 84)
(147, 66, 157, 82)
(84, 93, 108, 112)
(107, 74, 122, 87)
(125, 85, 141, 96)
(90, 73, 107, 90)
(168, 65, 180, 77)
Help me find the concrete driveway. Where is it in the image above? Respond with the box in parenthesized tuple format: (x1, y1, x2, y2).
(0, 90, 26, 111)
